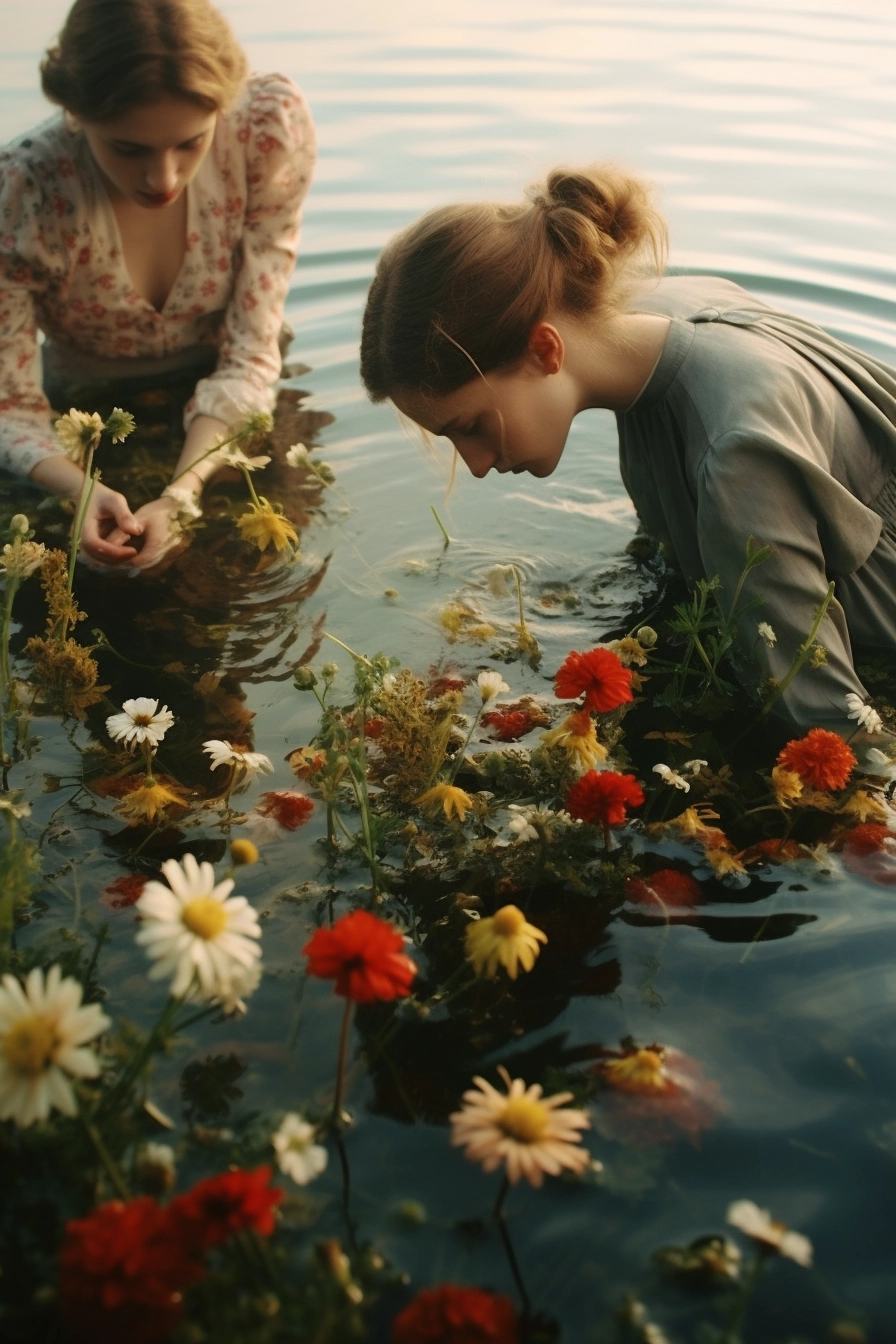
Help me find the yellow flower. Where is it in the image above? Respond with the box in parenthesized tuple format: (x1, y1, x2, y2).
(116, 777, 188, 826)
(610, 637, 650, 668)
(541, 709, 607, 770)
(601, 1047, 669, 1094)
(236, 498, 299, 553)
(837, 789, 890, 823)
(415, 782, 474, 822)
(53, 409, 104, 465)
(465, 905, 547, 980)
(230, 838, 259, 866)
(771, 765, 803, 809)
(450, 1065, 590, 1187)
(703, 846, 748, 878)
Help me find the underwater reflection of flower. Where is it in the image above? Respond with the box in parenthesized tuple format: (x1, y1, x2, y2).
(236, 498, 299, 553)
(115, 776, 189, 826)
(254, 789, 315, 830)
(482, 708, 539, 741)
(303, 909, 416, 1003)
(59, 1196, 204, 1344)
(465, 905, 547, 980)
(450, 1065, 590, 1187)
(416, 782, 474, 822)
(0, 965, 110, 1128)
(554, 646, 633, 713)
(390, 1283, 519, 1344)
(565, 769, 645, 828)
(106, 697, 175, 749)
(592, 1044, 723, 1147)
(776, 728, 856, 792)
(135, 854, 262, 1003)
(726, 1200, 812, 1267)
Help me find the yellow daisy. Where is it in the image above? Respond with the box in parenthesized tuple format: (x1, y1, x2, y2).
(540, 709, 607, 770)
(237, 498, 299, 553)
(115, 777, 188, 826)
(416, 782, 474, 822)
(465, 905, 547, 980)
(771, 765, 804, 809)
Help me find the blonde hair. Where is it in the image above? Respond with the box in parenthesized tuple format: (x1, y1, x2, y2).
(360, 165, 666, 402)
(41, 0, 247, 121)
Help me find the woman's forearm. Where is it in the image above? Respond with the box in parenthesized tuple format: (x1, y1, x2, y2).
(167, 414, 231, 493)
(28, 454, 87, 498)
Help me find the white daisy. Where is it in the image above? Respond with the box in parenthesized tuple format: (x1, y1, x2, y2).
(202, 740, 274, 777)
(213, 443, 271, 472)
(285, 442, 310, 467)
(757, 622, 777, 647)
(135, 854, 262, 1002)
(0, 965, 110, 1128)
(726, 1199, 812, 1267)
(272, 1112, 329, 1185)
(845, 692, 883, 734)
(106, 697, 175, 749)
(54, 409, 104, 465)
(653, 763, 690, 792)
(476, 670, 510, 703)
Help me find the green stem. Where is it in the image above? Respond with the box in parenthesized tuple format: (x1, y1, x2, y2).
(444, 704, 484, 786)
(65, 443, 97, 637)
(322, 632, 374, 668)
(240, 465, 263, 508)
(81, 1110, 131, 1201)
(720, 1249, 768, 1344)
(431, 504, 451, 547)
(754, 581, 835, 723)
(331, 996, 354, 1125)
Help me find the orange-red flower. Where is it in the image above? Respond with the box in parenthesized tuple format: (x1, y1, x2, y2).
(482, 709, 537, 741)
(776, 728, 856, 792)
(303, 909, 416, 1003)
(554, 647, 633, 713)
(565, 770, 644, 828)
(101, 873, 148, 910)
(391, 1283, 519, 1344)
(59, 1197, 203, 1344)
(170, 1165, 282, 1250)
(625, 869, 702, 910)
(838, 822, 896, 887)
(256, 789, 314, 830)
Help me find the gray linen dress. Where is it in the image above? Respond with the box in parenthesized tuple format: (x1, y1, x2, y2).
(616, 275, 896, 741)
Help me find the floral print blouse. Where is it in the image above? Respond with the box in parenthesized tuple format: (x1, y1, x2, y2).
(0, 73, 315, 477)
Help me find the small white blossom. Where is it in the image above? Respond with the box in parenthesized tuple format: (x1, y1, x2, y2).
(845, 692, 883, 733)
(272, 1112, 329, 1185)
(683, 759, 709, 775)
(653, 763, 690, 792)
(476, 670, 510, 703)
(0, 540, 47, 580)
(726, 1200, 812, 1267)
(757, 622, 777, 647)
(213, 443, 271, 472)
(285, 442, 310, 467)
(507, 811, 539, 843)
(485, 563, 516, 598)
(106, 697, 175, 749)
(202, 740, 274, 777)
(0, 966, 110, 1127)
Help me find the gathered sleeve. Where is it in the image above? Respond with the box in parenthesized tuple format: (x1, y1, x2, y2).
(186, 74, 316, 430)
(0, 154, 69, 476)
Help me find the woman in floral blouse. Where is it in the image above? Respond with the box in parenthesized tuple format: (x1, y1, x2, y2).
(0, 0, 315, 568)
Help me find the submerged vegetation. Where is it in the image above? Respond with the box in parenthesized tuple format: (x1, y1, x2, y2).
(0, 407, 894, 1343)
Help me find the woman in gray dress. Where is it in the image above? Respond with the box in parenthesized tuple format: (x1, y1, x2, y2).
(359, 165, 896, 760)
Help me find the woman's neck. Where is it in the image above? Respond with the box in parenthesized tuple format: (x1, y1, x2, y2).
(559, 309, 672, 413)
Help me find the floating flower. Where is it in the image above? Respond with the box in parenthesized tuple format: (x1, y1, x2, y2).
(285, 441, 310, 467)
(757, 622, 777, 647)
(845, 692, 883, 733)
(214, 443, 272, 472)
(135, 854, 262, 1002)
(391, 1283, 519, 1344)
(554, 647, 633, 713)
(482, 708, 537, 741)
(565, 769, 645, 829)
(726, 1200, 812, 1267)
(287, 745, 327, 779)
(106, 697, 175, 749)
(776, 728, 856, 792)
(255, 789, 315, 830)
(450, 1066, 590, 1187)
(465, 905, 547, 980)
(771, 765, 804, 809)
(416, 782, 474, 822)
(665, 804, 728, 847)
(540, 709, 608, 769)
(101, 873, 147, 910)
(0, 965, 110, 1128)
(230, 838, 259, 866)
(593, 1044, 723, 1147)
(115, 776, 189, 825)
(272, 1113, 329, 1186)
(476, 670, 510, 703)
(653, 763, 690, 792)
(236, 498, 298, 553)
(54, 408, 104, 464)
(171, 1165, 282, 1250)
(0, 538, 47, 579)
(303, 909, 416, 1003)
(837, 789, 891, 824)
(838, 821, 896, 886)
(0, 793, 30, 819)
(59, 1196, 203, 1344)
(703, 846, 748, 879)
(610, 636, 650, 667)
(202, 739, 274, 778)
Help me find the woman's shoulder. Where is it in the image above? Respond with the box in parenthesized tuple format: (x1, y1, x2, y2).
(222, 71, 315, 153)
(1, 116, 78, 265)
(633, 273, 769, 321)
(1, 114, 74, 188)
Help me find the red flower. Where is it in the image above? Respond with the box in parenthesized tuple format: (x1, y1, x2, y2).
(391, 1283, 519, 1344)
(565, 770, 644, 828)
(625, 868, 702, 909)
(256, 789, 314, 830)
(776, 728, 856, 792)
(554, 647, 633, 713)
(303, 910, 416, 1003)
(170, 1166, 282, 1251)
(482, 709, 535, 741)
(101, 873, 147, 909)
(591, 1046, 724, 1148)
(839, 822, 892, 856)
(59, 1197, 203, 1344)
(839, 822, 896, 887)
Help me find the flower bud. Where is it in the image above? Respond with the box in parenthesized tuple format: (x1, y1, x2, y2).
(9, 514, 29, 536)
(230, 838, 259, 866)
(293, 665, 318, 690)
(636, 626, 658, 647)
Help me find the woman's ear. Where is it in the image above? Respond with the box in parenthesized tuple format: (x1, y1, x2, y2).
(63, 110, 81, 133)
(527, 322, 564, 375)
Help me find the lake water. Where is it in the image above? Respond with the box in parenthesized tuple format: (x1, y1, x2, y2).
(5, 1, 896, 1339)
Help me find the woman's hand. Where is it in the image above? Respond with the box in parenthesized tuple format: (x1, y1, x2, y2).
(102, 495, 192, 571)
(80, 481, 144, 565)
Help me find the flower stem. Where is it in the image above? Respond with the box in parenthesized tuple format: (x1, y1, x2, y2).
(754, 582, 835, 723)
(322, 631, 374, 668)
(80, 1110, 131, 1201)
(430, 504, 451, 547)
(65, 444, 97, 637)
(493, 1178, 532, 1317)
(720, 1248, 768, 1344)
(331, 996, 354, 1126)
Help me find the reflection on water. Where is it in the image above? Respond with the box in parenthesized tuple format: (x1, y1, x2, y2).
(5, 0, 896, 1337)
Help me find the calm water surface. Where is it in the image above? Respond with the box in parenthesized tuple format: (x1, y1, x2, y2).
(5, 2, 896, 1338)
